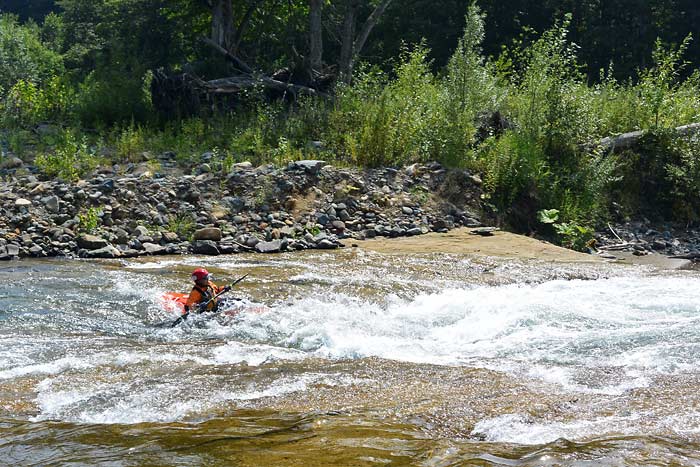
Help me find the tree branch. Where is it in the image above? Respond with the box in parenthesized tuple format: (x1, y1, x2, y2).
(202, 37, 254, 74)
(353, 0, 393, 55)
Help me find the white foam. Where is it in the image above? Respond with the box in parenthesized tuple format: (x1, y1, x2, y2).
(471, 412, 643, 444)
(246, 275, 700, 389)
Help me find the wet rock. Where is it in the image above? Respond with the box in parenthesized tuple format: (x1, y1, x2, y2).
(316, 238, 338, 249)
(191, 240, 220, 255)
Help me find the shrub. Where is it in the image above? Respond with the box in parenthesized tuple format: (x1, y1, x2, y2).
(35, 130, 100, 180)
(0, 14, 63, 95)
(2, 76, 72, 127)
(74, 70, 154, 127)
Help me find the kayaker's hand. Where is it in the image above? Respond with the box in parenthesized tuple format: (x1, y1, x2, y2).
(197, 303, 208, 314)
(223, 285, 232, 292)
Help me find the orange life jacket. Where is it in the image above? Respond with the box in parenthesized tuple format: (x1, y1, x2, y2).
(185, 281, 224, 312)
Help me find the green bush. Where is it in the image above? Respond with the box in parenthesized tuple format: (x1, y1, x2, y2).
(78, 207, 100, 233)
(74, 70, 153, 127)
(0, 14, 63, 95)
(35, 130, 100, 180)
(2, 76, 72, 127)
(612, 129, 700, 221)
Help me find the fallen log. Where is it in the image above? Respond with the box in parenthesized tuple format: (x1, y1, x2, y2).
(598, 122, 700, 152)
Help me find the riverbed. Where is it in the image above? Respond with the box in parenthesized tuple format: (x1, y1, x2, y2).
(1, 231, 699, 466)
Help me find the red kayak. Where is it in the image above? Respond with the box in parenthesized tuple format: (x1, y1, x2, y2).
(161, 292, 189, 315)
(160, 292, 268, 318)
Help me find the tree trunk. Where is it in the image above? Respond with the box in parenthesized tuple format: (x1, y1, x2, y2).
(338, 0, 393, 83)
(211, 0, 235, 52)
(353, 0, 393, 57)
(309, 0, 323, 70)
(339, 1, 358, 82)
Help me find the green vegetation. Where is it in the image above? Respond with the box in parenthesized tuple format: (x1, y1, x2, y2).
(2, 0, 700, 249)
(78, 207, 100, 233)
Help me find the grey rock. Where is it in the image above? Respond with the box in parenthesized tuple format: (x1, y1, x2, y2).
(77, 234, 110, 250)
(86, 245, 122, 258)
(291, 160, 327, 174)
(470, 227, 499, 236)
(316, 239, 338, 249)
(255, 239, 286, 253)
(29, 245, 45, 256)
(15, 198, 31, 207)
(134, 225, 150, 237)
(0, 157, 23, 169)
(6, 244, 20, 257)
(142, 242, 167, 255)
(44, 195, 60, 213)
(191, 240, 220, 255)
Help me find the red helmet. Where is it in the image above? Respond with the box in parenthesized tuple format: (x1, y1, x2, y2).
(191, 268, 210, 282)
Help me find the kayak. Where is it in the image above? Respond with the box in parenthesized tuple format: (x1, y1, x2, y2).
(160, 292, 268, 320)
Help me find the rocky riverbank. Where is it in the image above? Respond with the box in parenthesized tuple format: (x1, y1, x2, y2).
(0, 160, 486, 260)
(594, 221, 700, 262)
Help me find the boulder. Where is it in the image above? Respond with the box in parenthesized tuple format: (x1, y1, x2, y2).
(291, 160, 327, 174)
(255, 239, 287, 253)
(191, 240, 220, 255)
(85, 245, 122, 258)
(193, 227, 222, 242)
(77, 234, 110, 250)
(142, 242, 167, 255)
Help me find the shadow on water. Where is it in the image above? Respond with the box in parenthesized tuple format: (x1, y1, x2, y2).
(3, 415, 700, 466)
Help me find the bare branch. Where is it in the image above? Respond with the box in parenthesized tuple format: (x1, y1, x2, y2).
(353, 0, 393, 55)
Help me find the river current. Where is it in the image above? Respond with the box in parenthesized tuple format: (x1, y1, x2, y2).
(1, 247, 700, 466)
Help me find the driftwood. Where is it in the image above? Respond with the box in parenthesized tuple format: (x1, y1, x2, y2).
(598, 122, 700, 152)
(151, 39, 332, 116)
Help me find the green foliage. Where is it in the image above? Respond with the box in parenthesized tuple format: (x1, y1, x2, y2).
(78, 207, 100, 233)
(74, 70, 154, 127)
(1, 76, 73, 127)
(114, 122, 147, 162)
(536, 208, 594, 251)
(167, 212, 195, 239)
(537, 208, 560, 224)
(337, 45, 444, 167)
(637, 35, 695, 129)
(612, 129, 700, 221)
(34, 130, 100, 180)
(0, 14, 63, 94)
(441, 3, 502, 166)
(553, 221, 594, 251)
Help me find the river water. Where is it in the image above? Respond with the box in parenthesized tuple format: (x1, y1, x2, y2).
(1, 246, 700, 466)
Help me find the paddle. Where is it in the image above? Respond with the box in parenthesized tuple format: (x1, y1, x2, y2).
(170, 274, 248, 327)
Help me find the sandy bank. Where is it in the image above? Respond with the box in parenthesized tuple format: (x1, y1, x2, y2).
(353, 227, 694, 270)
(353, 227, 597, 262)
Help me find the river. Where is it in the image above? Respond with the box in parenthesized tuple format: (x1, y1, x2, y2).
(1, 244, 700, 466)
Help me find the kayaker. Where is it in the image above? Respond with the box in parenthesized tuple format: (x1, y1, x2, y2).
(186, 268, 231, 313)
